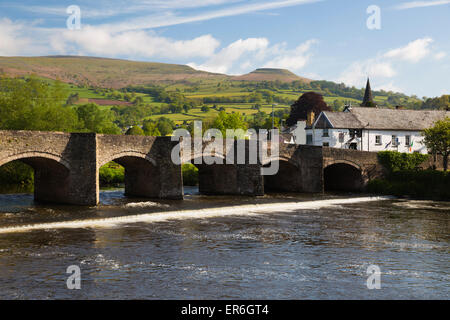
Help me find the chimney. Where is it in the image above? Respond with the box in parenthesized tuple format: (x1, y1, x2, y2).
(307, 110, 315, 126)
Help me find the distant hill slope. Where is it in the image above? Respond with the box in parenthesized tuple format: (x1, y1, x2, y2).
(232, 68, 312, 83)
(0, 56, 312, 88)
(0, 56, 226, 88)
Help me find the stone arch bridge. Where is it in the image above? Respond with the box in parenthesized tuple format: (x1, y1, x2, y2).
(0, 130, 385, 205)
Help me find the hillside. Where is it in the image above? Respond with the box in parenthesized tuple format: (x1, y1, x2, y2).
(232, 68, 312, 83)
(0, 56, 227, 89)
(0, 56, 312, 88)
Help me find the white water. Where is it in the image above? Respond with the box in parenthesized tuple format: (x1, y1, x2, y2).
(0, 196, 395, 234)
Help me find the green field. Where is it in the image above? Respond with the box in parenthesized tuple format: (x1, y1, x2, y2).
(3, 56, 425, 128)
(47, 77, 420, 125)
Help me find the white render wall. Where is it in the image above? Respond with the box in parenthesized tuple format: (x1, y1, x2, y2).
(306, 128, 428, 154)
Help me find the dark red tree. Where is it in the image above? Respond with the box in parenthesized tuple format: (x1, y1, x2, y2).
(286, 92, 331, 126)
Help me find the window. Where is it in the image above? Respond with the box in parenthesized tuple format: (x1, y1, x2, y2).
(392, 135, 398, 147)
(339, 132, 344, 143)
(350, 129, 362, 138)
(306, 134, 313, 145)
(323, 142, 330, 147)
(322, 128, 329, 137)
(375, 135, 382, 145)
(405, 135, 411, 146)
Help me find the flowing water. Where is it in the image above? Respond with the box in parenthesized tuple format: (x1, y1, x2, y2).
(0, 187, 448, 299)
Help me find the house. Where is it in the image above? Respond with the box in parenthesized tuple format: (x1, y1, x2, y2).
(285, 78, 448, 153)
(306, 107, 449, 153)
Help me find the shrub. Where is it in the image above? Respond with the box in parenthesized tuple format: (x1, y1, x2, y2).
(378, 151, 429, 174)
(99, 162, 124, 186)
(182, 163, 199, 186)
(0, 161, 34, 187)
(368, 169, 449, 200)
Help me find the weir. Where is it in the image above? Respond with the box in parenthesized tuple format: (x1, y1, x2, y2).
(0, 130, 388, 205)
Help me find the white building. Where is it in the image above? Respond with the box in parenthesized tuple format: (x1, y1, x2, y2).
(306, 107, 449, 154)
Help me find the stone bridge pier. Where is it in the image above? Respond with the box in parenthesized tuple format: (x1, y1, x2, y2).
(180, 138, 264, 196)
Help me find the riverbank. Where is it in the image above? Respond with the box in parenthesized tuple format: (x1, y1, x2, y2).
(368, 169, 449, 201)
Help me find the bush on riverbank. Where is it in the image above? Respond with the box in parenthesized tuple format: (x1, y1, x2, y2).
(0, 161, 34, 189)
(182, 163, 199, 186)
(368, 169, 450, 200)
(377, 151, 429, 173)
(99, 162, 124, 186)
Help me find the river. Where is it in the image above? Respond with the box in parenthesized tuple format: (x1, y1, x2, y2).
(0, 188, 448, 299)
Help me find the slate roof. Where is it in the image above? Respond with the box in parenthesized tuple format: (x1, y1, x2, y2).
(315, 107, 449, 131)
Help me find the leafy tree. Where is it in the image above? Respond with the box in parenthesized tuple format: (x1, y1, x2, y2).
(423, 117, 450, 171)
(210, 111, 248, 138)
(0, 76, 79, 132)
(201, 105, 210, 113)
(286, 92, 331, 126)
(142, 120, 161, 136)
(76, 103, 121, 134)
(133, 96, 144, 105)
(125, 126, 145, 135)
(156, 117, 175, 136)
(66, 92, 80, 106)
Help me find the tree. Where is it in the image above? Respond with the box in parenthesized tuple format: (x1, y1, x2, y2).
(423, 117, 450, 171)
(210, 111, 248, 138)
(286, 92, 331, 126)
(0, 76, 79, 132)
(201, 105, 210, 113)
(142, 120, 161, 136)
(125, 126, 145, 135)
(156, 117, 175, 136)
(76, 103, 121, 134)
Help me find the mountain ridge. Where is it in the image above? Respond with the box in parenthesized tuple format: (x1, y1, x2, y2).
(0, 56, 312, 88)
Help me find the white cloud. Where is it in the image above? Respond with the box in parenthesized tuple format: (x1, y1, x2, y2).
(337, 37, 442, 90)
(263, 39, 317, 71)
(189, 38, 317, 74)
(104, 0, 321, 32)
(373, 81, 404, 93)
(434, 51, 447, 60)
(383, 38, 433, 63)
(3, 1, 242, 19)
(337, 60, 397, 88)
(188, 38, 270, 74)
(50, 26, 220, 59)
(394, 0, 450, 10)
(0, 18, 32, 55)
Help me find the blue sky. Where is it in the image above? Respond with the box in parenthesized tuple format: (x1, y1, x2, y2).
(0, 0, 449, 97)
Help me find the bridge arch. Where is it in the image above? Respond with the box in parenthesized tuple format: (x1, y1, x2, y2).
(99, 152, 161, 198)
(324, 161, 363, 192)
(263, 158, 302, 192)
(99, 151, 157, 168)
(0, 152, 71, 203)
(0, 151, 71, 170)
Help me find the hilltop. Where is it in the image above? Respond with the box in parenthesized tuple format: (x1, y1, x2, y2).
(232, 68, 312, 83)
(0, 56, 310, 88)
(0, 56, 227, 88)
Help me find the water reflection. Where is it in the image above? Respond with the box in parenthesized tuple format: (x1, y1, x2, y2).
(0, 188, 448, 299)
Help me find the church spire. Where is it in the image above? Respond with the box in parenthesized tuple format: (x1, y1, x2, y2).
(361, 78, 374, 107)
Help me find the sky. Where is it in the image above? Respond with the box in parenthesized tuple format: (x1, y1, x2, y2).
(0, 0, 449, 97)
